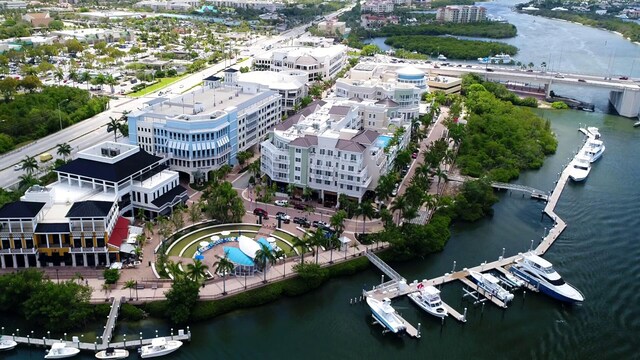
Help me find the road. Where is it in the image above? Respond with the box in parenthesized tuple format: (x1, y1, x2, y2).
(0, 5, 355, 190)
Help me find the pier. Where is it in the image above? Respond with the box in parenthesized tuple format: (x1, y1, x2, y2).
(491, 182, 549, 201)
(101, 297, 121, 345)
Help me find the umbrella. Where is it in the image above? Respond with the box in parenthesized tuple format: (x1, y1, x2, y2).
(221, 231, 231, 236)
(267, 237, 276, 243)
(210, 235, 220, 241)
(195, 255, 205, 261)
(200, 241, 210, 248)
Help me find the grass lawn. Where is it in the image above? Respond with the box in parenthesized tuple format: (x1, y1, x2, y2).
(167, 225, 261, 257)
(128, 75, 187, 97)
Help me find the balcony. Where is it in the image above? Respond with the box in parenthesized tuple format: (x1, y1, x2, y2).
(69, 246, 108, 253)
(0, 247, 37, 255)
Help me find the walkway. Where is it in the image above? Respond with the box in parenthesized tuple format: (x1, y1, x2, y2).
(101, 297, 121, 345)
(364, 250, 403, 281)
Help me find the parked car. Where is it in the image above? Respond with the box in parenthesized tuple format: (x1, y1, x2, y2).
(275, 199, 288, 206)
(293, 202, 306, 210)
(486, 68, 494, 72)
(555, 73, 565, 78)
(312, 220, 328, 228)
(253, 208, 268, 218)
(619, 76, 629, 80)
(293, 216, 307, 224)
(276, 212, 290, 223)
(578, 79, 586, 82)
(411, 151, 418, 159)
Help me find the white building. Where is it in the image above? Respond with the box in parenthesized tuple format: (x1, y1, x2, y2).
(205, 0, 285, 12)
(0, 1, 27, 9)
(135, 0, 199, 11)
(253, 45, 348, 83)
(129, 69, 282, 181)
(335, 64, 428, 120)
(362, 0, 394, 13)
(0, 142, 187, 269)
(436, 5, 487, 23)
(51, 29, 135, 43)
(234, 70, 308, 115)
(260, 98, 411, 203)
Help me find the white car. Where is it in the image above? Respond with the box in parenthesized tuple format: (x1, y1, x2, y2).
(275, 200, 289, 206)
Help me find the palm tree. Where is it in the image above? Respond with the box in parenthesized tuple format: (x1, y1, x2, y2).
(248, 160, 261, 179)
(188, 203, 202, 223)
(213, 254, 235, 295)
(144, 220, 154, 237)
(325, 234, 340, 264)
(291, 236, 309, 264)
(80, 71, 91, 90)
(166, 260, 184, 280)
(107, 116, 123, 142)
(105, 74, 117, 94)
(433, 167, 448, 194)
(391, 194, 409, 224)
(68, 69, 78, 86)
(356, 201, 375, 235)
(54, 68, 64, 85)
(19, 174, 38, 189)
(286, 183, 296, 198)
(310, 228, 326, 264)
(56, 142, 72, 161)
(303, 186, 312, 201)
(21, 155, 38, 175)
(254, 243, 276, 283)
(133, 246, 143, 260)
(329, 209, 347, 238)
(186, 259, 208, 283)
(123, 279, 136, 300)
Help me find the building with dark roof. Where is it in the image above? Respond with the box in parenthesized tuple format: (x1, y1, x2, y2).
(0, 142, 187, 269)
(260, 98, 411, 203)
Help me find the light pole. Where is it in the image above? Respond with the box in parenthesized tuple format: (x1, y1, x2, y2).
(58, 99, 69, 131)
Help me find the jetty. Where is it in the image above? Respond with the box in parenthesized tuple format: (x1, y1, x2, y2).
(491, 182, 549, 201)
(5, 297, 191, 352)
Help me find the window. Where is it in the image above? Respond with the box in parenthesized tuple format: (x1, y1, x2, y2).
(295, 175, 301, 181)
(327, 150, 333, 156)
(348, 166, 354, 172)
(319, 149, 325, 155)
(295, 148, 301, 153)
(295, 166, 301, 171)
(325, 161, 331, 166)
(295, 158, 301, 162)
(324, 180, 331, 185)
(350, 154, 356, 161)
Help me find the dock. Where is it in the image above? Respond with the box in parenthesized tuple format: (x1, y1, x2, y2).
(458, 276, 507, 308)
(494, 266, 539, 293)
(101, 297, 121, 345)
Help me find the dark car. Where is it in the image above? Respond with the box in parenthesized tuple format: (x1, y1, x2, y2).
(619, 76, 629, 80)
(293, 202, 306, 210)
(578, 79, 586, 82)
(486, 68, 495, 72)
(293, 216, 307, 224)
(253, 208, 268, 218)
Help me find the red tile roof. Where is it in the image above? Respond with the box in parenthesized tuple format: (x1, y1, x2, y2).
(108, 216, 130, 249)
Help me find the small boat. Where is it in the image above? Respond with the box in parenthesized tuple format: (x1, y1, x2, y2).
(0, 338, 17, 351)
(468, 271, 514, 303)
(586, 126, 601, 139)
(45, 343, 81, 359)
(567, 154, 591, 181)
(510, 252, 584, 303)
(437, 54, 447, 61)
(407, 284, 448, 319)
(138, 338, 182, 358)
(95, 347, 129, 359)
(366, 297, 406, 334)
(580, 138, 605, 162)
(633, 120, 640, 128)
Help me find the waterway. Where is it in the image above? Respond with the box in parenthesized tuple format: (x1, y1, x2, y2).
(5, 1, 640, 359)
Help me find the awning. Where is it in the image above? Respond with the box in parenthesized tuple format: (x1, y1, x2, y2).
(120, 243, 137, 255)
(339, 236, 352, 244)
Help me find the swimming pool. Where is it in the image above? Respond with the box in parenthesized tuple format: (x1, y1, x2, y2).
(375, 135, 392, 149)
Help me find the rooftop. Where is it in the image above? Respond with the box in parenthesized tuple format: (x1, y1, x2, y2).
(0, 201, 45, 219)
(237, 70, 305, 91)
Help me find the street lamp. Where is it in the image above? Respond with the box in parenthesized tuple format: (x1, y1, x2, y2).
(55, 269, 60, 284)
(58, 99, 70, 131)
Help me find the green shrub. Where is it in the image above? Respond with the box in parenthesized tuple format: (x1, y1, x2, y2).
(120, 303, 145, 321)
(551, 101, 569, 109)
(103, 269, 120, 284)
(93, 303, 111, 318)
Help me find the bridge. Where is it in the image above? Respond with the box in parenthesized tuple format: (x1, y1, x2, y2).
(365, 250, 404, 282)
(491, 182, 549, 201)
(363, 60, 640, 118)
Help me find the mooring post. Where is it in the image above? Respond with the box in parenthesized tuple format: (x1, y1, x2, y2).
(140, 332, 143, 346)
(124, 334, 127, 347)
(501, 247, 505, 260)
(380, 274, 384, 285)
(463, 307, 468, 322)
(417, 323, 421, 338)
(452, 260, 456, 273)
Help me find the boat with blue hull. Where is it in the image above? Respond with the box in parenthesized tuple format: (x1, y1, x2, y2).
(509, 252, 584, 304)
(366, 297, 406, 334)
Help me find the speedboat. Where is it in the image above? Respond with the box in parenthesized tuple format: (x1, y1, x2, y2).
(468, 271, 514, 303)
(45, 343, 80, 359)
(586, 126, 601, 139)
(0, 338, 17, 351)
(437, 54, 447, 61)
(138, 338, 182, 358)
(366, 297, 406, 334)
(407, 284, 448, 319)
(567, 154, 591, 181)
(580, 138, 605, 162)
(95, 347, 129, 359)
(510, 252, 584, 303)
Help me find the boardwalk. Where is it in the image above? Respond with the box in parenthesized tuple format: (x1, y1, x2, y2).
(101, 297, 121, 345)
(364, 251, 404, 281)
(6, 332, 190, 352)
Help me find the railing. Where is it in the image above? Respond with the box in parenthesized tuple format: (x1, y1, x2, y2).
(69, 246, 108, 253)
(0, 248, 37, 254)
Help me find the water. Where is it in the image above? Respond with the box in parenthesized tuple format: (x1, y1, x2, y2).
(6, 2, 640, 359)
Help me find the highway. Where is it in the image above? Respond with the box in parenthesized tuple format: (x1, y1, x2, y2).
(0, 5, 354, 190)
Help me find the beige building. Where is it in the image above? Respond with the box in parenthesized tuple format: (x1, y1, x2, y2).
(22, 12, 53, 27)
(317, 20, 346, 35)
(436, 5, 487, 23)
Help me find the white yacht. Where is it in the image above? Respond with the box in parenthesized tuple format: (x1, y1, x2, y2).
(366, 297, 407, 334)
(468, 271, 514, 303)
(0, 337, 17, 351)
(407, 284, 448, 319)
(510, 252, 584, 303)
(45, 343, 81, 359)
(568, 154, 591, 181)
(95, 347, 129, 359)
(139, 338, 182, 358)
(437, 54, 447, 61)
(580, 138, 605, 162)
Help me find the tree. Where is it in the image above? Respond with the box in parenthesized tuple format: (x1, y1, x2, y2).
(254, 243, 276, 283)
(361, 44, 381, 56)
(391, 194, 409, 223)
(186, 259, 208, 284)
(329, 209, 347, 238)
(165, 277, 200, 324)
(21, 155, 38, 175)
(79, 72, 91, 90)
(105, 74, 117, 94)
(107, 116, 126, 142)
(171, 206, 185, 230)
(188, 202, 202, 223)
(236, 150, 253, 166)
(54, 68, 64, 85)
(291, 236, 309, 264)
(0, 77, 19, 102)
(103, 268, 120, 285)
(201, 181, 245, 222)
(19, 75, 41, 93)
(303, 186, 313, 201)
(375, 172, 397, 204)
(56, 142, 72, 161)
(166, 260, 184, 280)
(213, 254, 235, 295)
(123, 279, 136, 300)
(356, 201, 375, 234)
(23, 280, 93, 332)
(309, 228, 326, 265)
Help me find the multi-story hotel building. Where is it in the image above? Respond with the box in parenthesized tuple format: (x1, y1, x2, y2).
(0, 142, 187, 269)
(260, 98, 411, 203)
(335, 64, 429, 120)
(436, 5, 487, 23)
(235, 70, 308, 115)
(129, 69, 282, 181)
(252, 45, 348, 83)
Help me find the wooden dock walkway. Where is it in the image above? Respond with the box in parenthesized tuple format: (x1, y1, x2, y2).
(101, 297, 121, 345)
(442, 303, 466, 322)
(400, 317, 421, 338)
(458, 277, 508, 308)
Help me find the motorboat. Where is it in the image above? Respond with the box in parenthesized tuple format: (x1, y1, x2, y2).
(138, 338, 182, 358)
(366, 297, 406, 334)
(468, 271, 514, 303)
(510, 252, 584, 303)
(437, 54, 447, 61)
(585, 126, 601, 139)
(580, 138, 605, 162)
(567, 154, 591, 181)
(95, 347, 129, 359)
(478, 54, 513, 64)
(633, 120, 640, 128)
(0, 338, 17, 351)
(45, 343, 81, 359)
(407, 284, 448, 319)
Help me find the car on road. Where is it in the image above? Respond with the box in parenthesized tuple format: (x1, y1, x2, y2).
(486, 68, 494, 72)
(554, 73, 565, 78)
(526, 69, 533, 73)
(275, 199, 289, 206)
(293, 202, 306, 210)
(312, 220, 328, 228)
(578, 79, 586, 82)
(276, 212, 291, 223)
(13, 164, 21, 171)
(253, 208, 268, 218)
(619, 76, 629, 80)
(411, 151, 418, 159)
(293, 216, 307, 224)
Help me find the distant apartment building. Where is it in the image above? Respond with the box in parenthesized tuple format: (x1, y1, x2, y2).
(51, 29, 135, 43)
(253, 45, 348, 83)
(317, 20, 347, 35)
(361, 0, 394, 13)
(128, 69, 282, 181)
(135, 0, 199, 11)
(412, 0, 431, 8)
(22, 12, 53, 27)
(204, 0, 284, 12)
(436, 5, 487, 23)
(336, 64, 429, 120)
(0, 142, 187, 269)
(260, 98, 411, 203)
(360, 14, 400, 29)
(0, 1, 27, 10)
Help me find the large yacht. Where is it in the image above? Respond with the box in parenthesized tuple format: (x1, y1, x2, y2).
(567, 154, 591, 181)
(509, 252, 584, 303)
(468, 271, 514, 303)
(407, 284, 448, 319)
(580, 138, 605, 162)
